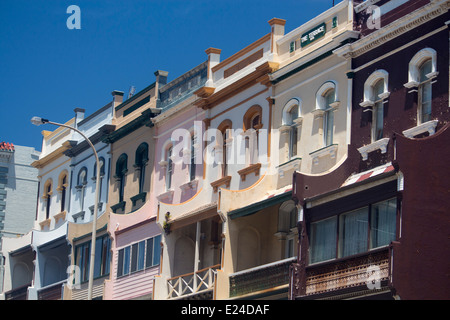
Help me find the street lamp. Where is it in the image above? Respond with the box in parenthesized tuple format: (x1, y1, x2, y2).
(31, 116, 100, 300)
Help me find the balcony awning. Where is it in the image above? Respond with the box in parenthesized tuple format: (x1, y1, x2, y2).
(228, 189, 293, 220)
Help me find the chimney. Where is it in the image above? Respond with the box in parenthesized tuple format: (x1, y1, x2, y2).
(111, 90, 124, 108)
(268, 18, 286, 61)
(155, 70, 169, 86)
(205, 48, 221, 87)
(74, 108, 85, 126)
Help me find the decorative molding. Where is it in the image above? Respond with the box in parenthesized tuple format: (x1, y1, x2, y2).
(336, 0, 450, 59)
(157, 189, 174, 202)
(277, 157, 302, 178)
(357, 138, 390, 161)
(309, 144, 338, 165)
(238, 163, 261, 181)
(402, 120, 438, 138)
(180, 179, 199, 191)
(211, 176, 231, 193)
(54, 211, 66, 224)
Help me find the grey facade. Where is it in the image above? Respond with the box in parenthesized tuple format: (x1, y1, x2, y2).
(0, 143, 40, 294)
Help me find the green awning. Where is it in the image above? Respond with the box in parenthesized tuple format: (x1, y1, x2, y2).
(228, 191, 292, 220)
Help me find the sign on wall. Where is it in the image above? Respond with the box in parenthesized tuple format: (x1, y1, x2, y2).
(301, 23, 326, 48)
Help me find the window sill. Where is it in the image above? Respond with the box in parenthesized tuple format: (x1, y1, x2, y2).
(402, 120, 438, 138)
(357, 138, 390, 161)
(130, 193, 146, 206)
(237, 163, 261, 181)
(309, 144, 338, 165)
(180, 179, 198, 191)
(54, 211, 67, 224)
(157, 190, 174, 202)
(39, 218, 51, 230)
(111, 201, 126, 214)
(277, 157, 302, 178)
(211, 176, 231, 193)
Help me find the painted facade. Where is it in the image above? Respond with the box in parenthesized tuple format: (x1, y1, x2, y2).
(1, 0, 449, 301)
(63, 100, 114, 300)
(103, 73, 166, 300)
(152, 61, 210, 300)
(290, 0, 450, 300)
(0, 143, 40, 300)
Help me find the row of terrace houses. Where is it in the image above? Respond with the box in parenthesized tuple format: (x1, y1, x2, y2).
(1, 0, 449, 300)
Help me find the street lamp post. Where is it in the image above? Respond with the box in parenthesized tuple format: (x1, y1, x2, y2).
(31, 116, 100, 300)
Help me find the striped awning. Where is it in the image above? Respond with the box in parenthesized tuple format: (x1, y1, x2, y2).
(341, 163, 395, 187)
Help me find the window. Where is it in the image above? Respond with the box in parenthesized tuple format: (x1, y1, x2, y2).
(60, 175, 67, 212)
(309, 198, 397, 264)
(418, 59, 432, 124)
(74, 234, 111, 282)
(243, 105, 262, 166)
(77, 167, 88, 211)
(189, 135, 196, 181)
(93, 157, 105, 203)
(166, 146, 173, 191)
(117, 235, 162, 277)
(44, 180, 52, 220)
(372, 79, 385, 141)
(217, 120, 233, 178)
(405, 48, 438, 124)
(135, 143, 149, 193)
(315, 82, 338, 148)
(115, 154, 128, 202)
(323, 89, 335, 147)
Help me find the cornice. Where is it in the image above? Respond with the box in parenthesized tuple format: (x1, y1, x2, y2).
(194, 61, 279, 110)
(335, 0, 450, 59)
(31, 140, 76, 169)
(103, 109, 156, 144)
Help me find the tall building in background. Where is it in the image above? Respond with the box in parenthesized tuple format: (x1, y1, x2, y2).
(0, 143, 40, 299)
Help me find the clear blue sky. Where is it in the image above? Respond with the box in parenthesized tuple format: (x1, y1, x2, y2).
(0, 0, 337, 152)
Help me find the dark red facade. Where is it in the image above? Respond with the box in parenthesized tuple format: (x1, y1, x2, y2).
(290, 0, 450, 300)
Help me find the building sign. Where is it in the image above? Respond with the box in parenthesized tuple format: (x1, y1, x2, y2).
(301, 23, 326, 47)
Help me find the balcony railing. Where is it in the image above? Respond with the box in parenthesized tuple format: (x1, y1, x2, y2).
(167, 264, 220, 300)
(4, 283, 31, 300)
(229, 257, 296, 298)
(303, 248, 390, 298)
(37, 280, 66, 300)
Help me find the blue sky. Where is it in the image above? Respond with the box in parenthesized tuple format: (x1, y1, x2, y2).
(0, 0, 337, 152)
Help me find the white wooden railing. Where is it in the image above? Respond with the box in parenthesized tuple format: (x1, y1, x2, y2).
(167, 264, 220, 299)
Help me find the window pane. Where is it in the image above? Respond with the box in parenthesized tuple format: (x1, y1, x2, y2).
(371, 198, 396, 248)
(375, 101, 384, 140)
(94, 237, 103, 278)
(310, 217, 337, 264)
(145, 238, 154, 268)
(325, 110, 334, 146)
(138, 241, 146, 271)
(130, 243, 138, 273)
(123, 246, 130, 275)
(419, 59, 432, 82)
(153, 235, 162, 266)
(117, 249, 124, 277)
(339, 207, 369, 257)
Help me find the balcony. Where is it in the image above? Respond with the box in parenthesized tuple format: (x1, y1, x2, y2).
(167, 264, 220, 300)
(229, 257, 296, 298)
(37, 280, 66, 300)
(4, 283, 31, 300)
(299, 248, 390, 299)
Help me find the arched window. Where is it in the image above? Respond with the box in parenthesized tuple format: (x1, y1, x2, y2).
(217, 120, 233, 178)
(58, 171, 68, 213)
(165, 146, 173, 191)
(316, 82, 338, 147)
(43, 179, 53, 220)
(135, 143, 149, 193)
(189, 134, 196, 181)
(405, 48, 438, 125)
(418, 59, 433, 123)
(243, 105, 263, 165)
(93, 157, 105, 203)
(361, 70, 390, 142)
(77, 167, 88, 211)
(282, 99, 301, 159)
(115, 154, 128, 202)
